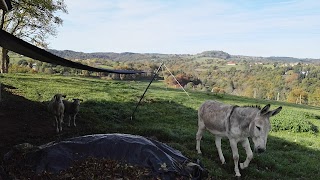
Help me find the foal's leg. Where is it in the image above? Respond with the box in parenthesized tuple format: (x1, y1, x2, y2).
(53, 116, 56, 127)
(72, 114, 77, 127)
(54, 116, 59, 133)
(196, 120, 205, 154)
(240, 138, 253, 169)
(229, 138, 241, 177)
(215, 136, 226, 164)
(59, 114, 63, 132)
(68, 115, 71, 127)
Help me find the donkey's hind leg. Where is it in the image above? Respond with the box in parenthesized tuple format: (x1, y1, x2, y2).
(215, 136, 226, 164)
(196, 120, 205, 154)
(240, 138, 253, 169)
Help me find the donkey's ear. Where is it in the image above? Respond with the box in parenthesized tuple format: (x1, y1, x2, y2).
(269, 107, 282, 117)
(62, 94, 66, 98)
(260, 104, 270, 115)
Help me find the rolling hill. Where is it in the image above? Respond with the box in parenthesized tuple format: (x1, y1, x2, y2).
(48, 49, 320, 63)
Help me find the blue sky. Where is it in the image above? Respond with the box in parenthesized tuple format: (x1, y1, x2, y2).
(48, 0, 320, 58)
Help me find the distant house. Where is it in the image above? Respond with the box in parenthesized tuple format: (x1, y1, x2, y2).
(32, 63, 37, 70)
(301, 71, 309, 76)
(227, 61, 236, 65)
(290, 62, 300, 66)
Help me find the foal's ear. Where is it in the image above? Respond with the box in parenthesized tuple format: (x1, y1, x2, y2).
(269, 107, 282, 117)
(260, 104, 271, 115)
(53, 94, 57, 100)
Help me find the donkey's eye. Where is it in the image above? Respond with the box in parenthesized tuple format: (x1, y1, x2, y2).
(256, 126, 261, 131)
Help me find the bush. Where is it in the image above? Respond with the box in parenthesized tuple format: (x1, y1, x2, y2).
(271, 110, 318, 133)
(9, 64, 33, 73)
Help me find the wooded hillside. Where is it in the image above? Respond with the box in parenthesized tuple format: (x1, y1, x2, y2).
(5, 49, 320, 106)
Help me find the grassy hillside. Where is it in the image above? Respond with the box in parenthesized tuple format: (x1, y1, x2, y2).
(1, 73, 320, 179)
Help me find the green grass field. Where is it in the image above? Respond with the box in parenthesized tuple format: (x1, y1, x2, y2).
(1, 73, 320, 179)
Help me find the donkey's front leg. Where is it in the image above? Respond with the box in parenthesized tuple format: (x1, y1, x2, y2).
(229, 138, 241, 177)
(196, 123, 205, 154)
(215, 136, 226, 164)
(240, 138, 253, 169)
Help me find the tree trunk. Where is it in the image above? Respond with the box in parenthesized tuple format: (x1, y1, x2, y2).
(299, 94, 302, 104)
(5, 52, 9, 72)
(1, 47, 8, 73)
(1, 10, 8, 73)
(0, 83, 2, 102)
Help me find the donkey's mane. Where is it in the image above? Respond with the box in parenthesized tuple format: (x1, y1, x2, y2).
(241, 105, 261, 110)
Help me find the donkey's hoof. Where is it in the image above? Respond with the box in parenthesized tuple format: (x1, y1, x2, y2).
(240, 163, 244, 169)
(235, 173, 241, 178)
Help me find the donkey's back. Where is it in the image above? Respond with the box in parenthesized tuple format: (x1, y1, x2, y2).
(198, 100, 234, 136)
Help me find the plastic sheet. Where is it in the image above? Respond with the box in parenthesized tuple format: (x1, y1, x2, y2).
(5, 134, 205, 179)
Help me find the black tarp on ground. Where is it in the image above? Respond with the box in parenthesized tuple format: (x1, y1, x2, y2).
(4, 134, 205, 179)
(0, 30, 144, 74)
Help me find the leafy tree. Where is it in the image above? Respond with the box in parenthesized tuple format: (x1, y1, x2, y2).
(185, 82, 194, 90)
(44, 67, 54, 74)
(287, 88, 308, 104)
(242, 85, 254, 98)
(0, 0, 67, 73)
(309, 88, 320, 106)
